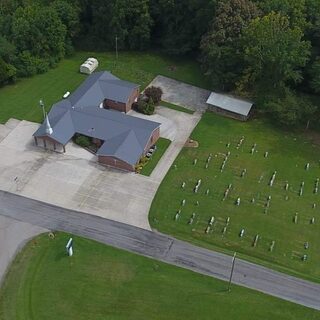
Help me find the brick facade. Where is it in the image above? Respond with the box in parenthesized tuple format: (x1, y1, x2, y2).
(103, 87, 140, 113)
(98, 156, 135, 172)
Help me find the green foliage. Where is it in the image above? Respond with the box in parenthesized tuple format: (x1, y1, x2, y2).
(11, 5, 66, 59)
(309, 57, 320, 93)
(264, 88, 317, 126)
(200, 0, 260, 90)
(258, 0, 308, 30)
(89, 0, 153, 50)
(74, 134, 91, 148)
(0, 58, 16, 86)
(150, 0, 215, 55)
(240, 12, 311, 93)
(144, 86, 163, 104)
(136, 96, 155, 115)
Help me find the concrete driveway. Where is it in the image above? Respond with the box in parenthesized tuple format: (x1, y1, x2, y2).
(0, 109, 200, 230)
(147, 75, 211, 113)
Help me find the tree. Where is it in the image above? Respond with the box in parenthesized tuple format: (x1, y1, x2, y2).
(258, 0, 308, 31)
(144, 86, 163, 104)
(264, 88, 316, 127)
(11, 5, 66, 60)
(309, 57, 320, 93)
(150, 0, 216, 55)
(239, 12, 310, 95)
(90, 0, 152, 50)
(200, 0, 260, 90)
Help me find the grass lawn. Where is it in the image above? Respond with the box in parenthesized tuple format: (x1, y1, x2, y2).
(0, 51, 209, 124)
(0, 233, 319, 320)
(149, 112, 320, 283)
(160, 101, 194, 114)
(140, 138, 171, 176)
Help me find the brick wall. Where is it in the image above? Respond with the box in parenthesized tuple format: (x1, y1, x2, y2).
(98, 156, 135, 172)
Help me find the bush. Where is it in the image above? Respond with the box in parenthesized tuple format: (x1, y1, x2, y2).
(136, 97, 155, 115)
(144, 86, 163, 104)
(74, 135, 91, 148)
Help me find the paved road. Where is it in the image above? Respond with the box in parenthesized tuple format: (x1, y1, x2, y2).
(0, 215, 47, 283)
(0, 190, 320, 311)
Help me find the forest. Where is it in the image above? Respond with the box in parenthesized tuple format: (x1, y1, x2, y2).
(0, 0, 319, 127)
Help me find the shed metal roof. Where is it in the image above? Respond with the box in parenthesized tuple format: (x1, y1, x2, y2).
(206, 92, 253, 117)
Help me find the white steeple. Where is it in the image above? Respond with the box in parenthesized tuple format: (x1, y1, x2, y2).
(45, 113, 53, 135)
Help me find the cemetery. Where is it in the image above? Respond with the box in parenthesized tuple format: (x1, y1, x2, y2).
(149, 112, 320, 281)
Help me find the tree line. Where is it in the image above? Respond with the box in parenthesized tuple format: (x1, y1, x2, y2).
(0, 0, 319, 127)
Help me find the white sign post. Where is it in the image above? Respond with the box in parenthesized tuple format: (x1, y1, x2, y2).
(66, 238, 73, 257)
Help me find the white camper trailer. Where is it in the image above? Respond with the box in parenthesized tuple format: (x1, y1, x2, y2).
(80, 57, 99, 74)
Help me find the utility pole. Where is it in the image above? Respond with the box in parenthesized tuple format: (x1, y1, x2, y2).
(39, 99, 45, 121)
(115, 35, 118, 62)
(228, 252, 237, 292)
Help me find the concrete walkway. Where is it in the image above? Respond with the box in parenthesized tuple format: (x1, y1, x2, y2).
(0, 215, 47, 283)
(0, 190, 319, 311)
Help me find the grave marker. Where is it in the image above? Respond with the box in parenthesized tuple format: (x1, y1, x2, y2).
(264, 151, 269, 158)
(253, 234, 259, 247)
(269, 241, 275, 252)
(239, 229, 245, 237)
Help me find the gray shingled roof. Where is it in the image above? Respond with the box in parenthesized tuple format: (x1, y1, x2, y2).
(33, 71, 160, 166)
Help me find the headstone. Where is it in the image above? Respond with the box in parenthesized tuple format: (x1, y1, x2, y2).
(302, 254, 307, 261)
(226, 217, 230, 225)
(253, 234, 259, 247)
(174, 164, 177, 169)
(305, 163, 310, 170)
(193, 158, 197, 165)
(182, 199, 186, 206)
(299, 181, 304, 196)
(206, 189, 210, 195)
(285, 182, 289, 191)
(235, 197, 241, 206)
(269, 240, 275, 252)
(226, 142, 230, 148)
(312, 203, 316, 209)
(311, 217, 315, 224)
(181, 182, 186, 189)
(239, 229, 245, 237)
(196, 200, 199, 206)
(222, 226, 227, 234)
(175, 213, 180, 221)
(209, 216, 215, 225)
(251, 198, 255, 204)
(294, 212, 298, 224)
(241, 169, 247, 178)
(205, 163, 209, 169)
(269, 171, 277, 187)
(304, 242, 309, 249)
(264, 151, 269, 158)
(205, 226, 210, 234)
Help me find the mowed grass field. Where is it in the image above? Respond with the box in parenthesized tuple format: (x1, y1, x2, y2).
(0, 51, 209, 124)
(149, 112, 320, 282)
(0, 233, 319, 320)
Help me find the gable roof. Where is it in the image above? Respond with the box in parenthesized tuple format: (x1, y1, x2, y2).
(33, 71, 160, 166)
(206, 92, 253, 117)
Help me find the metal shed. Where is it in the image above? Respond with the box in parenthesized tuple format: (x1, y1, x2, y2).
(206, 92, 253, 121)
(80, 57, 99, 74)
